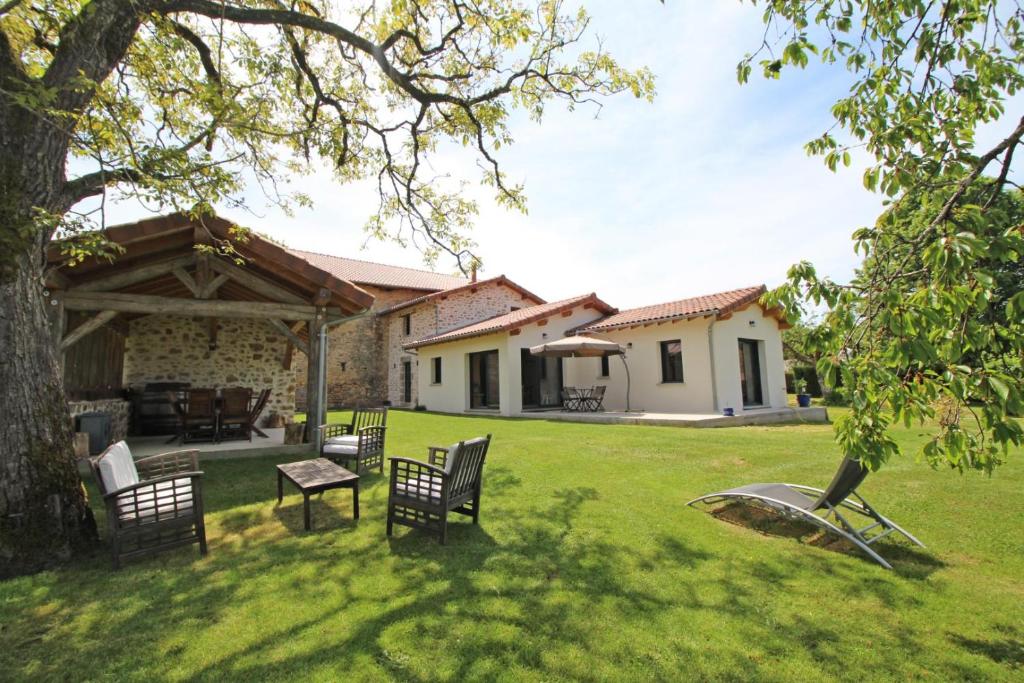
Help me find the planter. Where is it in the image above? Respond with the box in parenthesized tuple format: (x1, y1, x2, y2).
(722, 407, 735, 417)
(797, 394, 812, 408)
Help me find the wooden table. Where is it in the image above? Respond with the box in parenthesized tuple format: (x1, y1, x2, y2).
(276, 458, 359, 530)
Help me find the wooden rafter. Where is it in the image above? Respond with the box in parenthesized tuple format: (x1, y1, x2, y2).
(59, 291, 339, 320)
(60, 310, 118, 350)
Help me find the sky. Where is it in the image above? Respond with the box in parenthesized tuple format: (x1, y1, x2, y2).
(82, 2, 936, 309)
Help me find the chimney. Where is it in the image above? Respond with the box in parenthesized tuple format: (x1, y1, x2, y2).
(470, 263, 477, 283)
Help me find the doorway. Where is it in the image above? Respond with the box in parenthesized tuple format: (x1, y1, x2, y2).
(520, 349, 563, 409)
(738, 339, 764, 407)
(469, 350, 500, 409)
(402, 360, 412, 404)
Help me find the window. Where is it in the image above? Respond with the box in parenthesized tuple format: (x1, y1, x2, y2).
(402, 314, 411, 336)
(660, 340, 684, 383)
(599, 355, 610, 378)
(431, 357, 442, 384)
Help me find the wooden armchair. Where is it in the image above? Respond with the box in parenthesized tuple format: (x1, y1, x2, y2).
(173, 388, 217, 444)
(386, 434, 492, 544)
(318, 407, 388, 474)
(218, 387, 254, 442)
(89, 441, 207, 569)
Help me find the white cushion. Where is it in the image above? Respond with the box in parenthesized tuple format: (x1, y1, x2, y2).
(442, 442, 462, 474)
(116, 478, 194, 523)
(326, 435, 358, 446)
(395, 476, 442, 503)
(97, 441, 139, 493)
(323, 441, 359, 456)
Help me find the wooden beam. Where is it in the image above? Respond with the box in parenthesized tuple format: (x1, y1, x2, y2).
(199, 273, 229, 299)
(61, 310, 118, 350)
(281, 321, 305, 370)
(267, 319, 309, 355)
(207, 257, 306, 304)
(173, 267, 201, 297)
(72, 254, 195, 292)
(59, 290, 335, 320)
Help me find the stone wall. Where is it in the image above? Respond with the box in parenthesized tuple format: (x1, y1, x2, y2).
(385, 281, 543, 406)
(293, 285, 427, 410)
(123, 316, 296, 420)
(68, 398, 131, 444)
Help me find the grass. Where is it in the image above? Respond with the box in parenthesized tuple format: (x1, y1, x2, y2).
(1, 408, 1022, 681)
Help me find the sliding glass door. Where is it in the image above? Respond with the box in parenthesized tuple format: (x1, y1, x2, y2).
(469, 350, 500, 409)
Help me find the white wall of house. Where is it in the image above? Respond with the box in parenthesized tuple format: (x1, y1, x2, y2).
(414, 304, 604, 415)
(385, 281, 539, 407)
(562, 317, 716, 414)
(563, 305, 788, 415)
(710, 304, 788, 413)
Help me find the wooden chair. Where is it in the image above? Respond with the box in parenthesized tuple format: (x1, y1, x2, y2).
(174, 388, 217, 444)
(318, 407, 388, 474)
(218, 387, 254, 441)
(386, 435, 492, 544)
(89, 441, 207, 569)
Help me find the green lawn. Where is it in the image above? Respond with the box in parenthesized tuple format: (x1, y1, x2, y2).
(1, 409, 1022, 681)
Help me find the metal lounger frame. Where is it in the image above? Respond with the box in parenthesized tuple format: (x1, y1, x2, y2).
(687, 484, 925, 570)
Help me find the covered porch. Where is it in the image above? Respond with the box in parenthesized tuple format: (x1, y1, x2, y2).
(48, 213, 374, 455)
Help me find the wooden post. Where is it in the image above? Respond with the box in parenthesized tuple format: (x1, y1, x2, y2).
(305, 308, 326, 442)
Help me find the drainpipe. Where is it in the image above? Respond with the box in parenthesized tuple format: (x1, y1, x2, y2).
(619, 353, 632, 412)
(707, 313, 719, 413)
(316, 309, 373, 449)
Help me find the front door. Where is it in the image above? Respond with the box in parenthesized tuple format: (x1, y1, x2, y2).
(738, 339, 763, 407)
(402, 360, 412, 403)
(469, 350, 500, 409)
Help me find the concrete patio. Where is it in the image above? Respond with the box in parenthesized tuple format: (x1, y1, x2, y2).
(126, 427, 313, 460)
(511, 406, 829, 427)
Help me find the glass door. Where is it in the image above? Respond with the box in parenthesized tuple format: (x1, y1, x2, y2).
(469, 350, 500, 408)
(738, 339, 764, 407)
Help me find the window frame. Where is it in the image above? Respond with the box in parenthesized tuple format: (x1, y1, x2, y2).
(599, 355, 610, 378)
(402, 314, 411, 336)
(659, 339, 684, 383)
(431, 356, 442, 385)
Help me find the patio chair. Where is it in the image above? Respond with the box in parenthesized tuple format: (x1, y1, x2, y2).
(173, 388, 217, 444)
(386, 435, 492, 544)
(687, 457, 925, 569)
(319, 407, 388, 474)
(218, 387, 254, 442)
(561, 387, 581, 412)
(583, 385, 607, 412)
(89, 441, 207, 569)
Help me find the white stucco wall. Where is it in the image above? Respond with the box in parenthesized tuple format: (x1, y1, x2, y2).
(414, 304, 604, 415)
(709, 304, 788, 413)
(562, 317, 716, 414)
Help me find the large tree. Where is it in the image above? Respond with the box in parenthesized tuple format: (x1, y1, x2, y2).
(0, 0, 653, 576)
(748, 1, 1024, 472)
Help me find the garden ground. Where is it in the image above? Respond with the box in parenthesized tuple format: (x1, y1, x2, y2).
(1, 408, 1021, 681)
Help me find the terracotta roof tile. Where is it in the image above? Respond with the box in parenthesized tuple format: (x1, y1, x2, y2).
(290, 249, 467, 292)
(575, 285, 767, 333)
(404, 293, 617, 349)
(378, 275, 546, 316)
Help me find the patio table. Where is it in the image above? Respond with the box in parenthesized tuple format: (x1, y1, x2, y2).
(277, 458, 359, 531)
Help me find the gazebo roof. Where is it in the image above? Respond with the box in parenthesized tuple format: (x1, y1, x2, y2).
(46, 213, 374, 317)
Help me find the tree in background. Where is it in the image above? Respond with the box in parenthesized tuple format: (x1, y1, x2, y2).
(747, 1, 1024, 472)
(0, 0, 653, 576)
(781, 319, 833, 400)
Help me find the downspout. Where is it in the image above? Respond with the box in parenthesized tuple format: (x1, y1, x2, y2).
(317, 309, 373, 449)
(619, 353, 632, 412)
(707, 313, 719, 413)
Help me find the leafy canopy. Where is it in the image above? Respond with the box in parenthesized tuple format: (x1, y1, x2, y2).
(744, 0, 1024, 472)
(1, 0, 654, 269)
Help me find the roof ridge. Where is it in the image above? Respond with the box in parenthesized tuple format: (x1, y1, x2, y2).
(613, 285, 765, 314)
(290, 247, 468, 280)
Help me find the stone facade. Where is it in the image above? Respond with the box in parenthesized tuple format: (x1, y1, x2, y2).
(68, 398, 131, 445)
(123, 316, 297, 420)
(292, 285, 427, 410)
(385, 281, 543, 407)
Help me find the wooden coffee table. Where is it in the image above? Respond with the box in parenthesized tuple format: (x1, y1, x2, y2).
(276, 458, 359, 530)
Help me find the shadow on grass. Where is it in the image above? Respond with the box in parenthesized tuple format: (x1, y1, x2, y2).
(707, 502, 944, 578)
(948, 622, 1024, 670)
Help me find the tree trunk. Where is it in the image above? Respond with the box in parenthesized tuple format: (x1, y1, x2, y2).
(0, 240, 98, 578)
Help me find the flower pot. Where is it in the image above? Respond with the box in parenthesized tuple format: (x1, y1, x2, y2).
(722, 407, 735, 417)
(797, 394, 812, 408)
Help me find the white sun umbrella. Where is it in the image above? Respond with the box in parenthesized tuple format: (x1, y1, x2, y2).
(529, 335, 632, 411)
